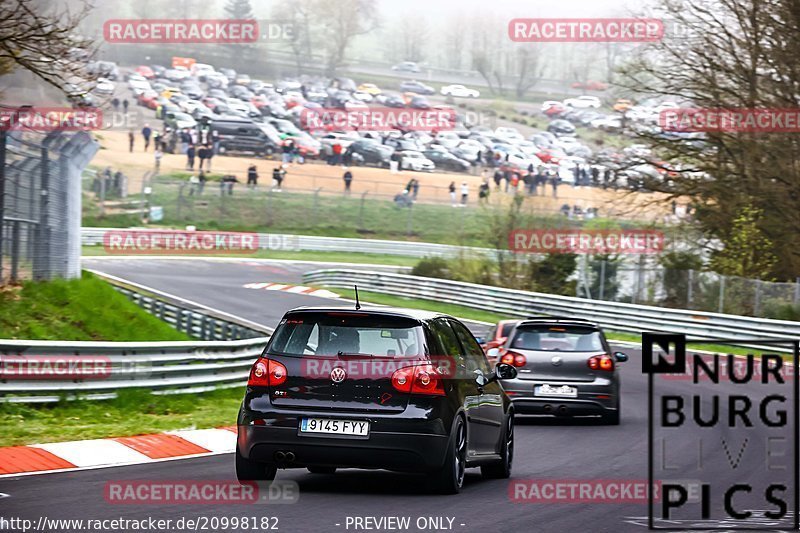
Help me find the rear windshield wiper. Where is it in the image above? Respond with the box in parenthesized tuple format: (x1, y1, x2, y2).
(337, 351, 375, 358)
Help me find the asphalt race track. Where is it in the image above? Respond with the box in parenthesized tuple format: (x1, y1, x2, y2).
(1, 258, 795, 533)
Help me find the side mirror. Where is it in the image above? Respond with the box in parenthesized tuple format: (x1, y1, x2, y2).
(614, 352, 629, 363)
(495, 363, 518, 380)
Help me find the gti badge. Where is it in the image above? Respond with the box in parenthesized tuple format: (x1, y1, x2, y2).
(330, 366, 347, 383)
(551, 356, 563, 366)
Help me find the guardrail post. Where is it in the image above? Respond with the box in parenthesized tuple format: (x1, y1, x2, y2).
(200, 315, 207, 340)
(175, 308, 183, 333)
(794, 277, 799, 307)
(754, 279, 762, 316)
(718, 275, 726, 313)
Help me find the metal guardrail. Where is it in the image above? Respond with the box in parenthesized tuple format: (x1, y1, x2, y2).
(303, 269, 800, 352)
(0, 337, 268, 403)
(80, 227, 494, 259)
(0, 273, 271, 403)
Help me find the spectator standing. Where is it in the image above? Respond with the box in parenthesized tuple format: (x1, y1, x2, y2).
(343, 168, 353, 193)
(197, 145, 208, 170)
(449, 181, 457, 206)
(460, 182, 469, 206)
(128, 130, 135, 152)
(493, 169, 502, 189)
(478, 180, 490, 204)
(122, 99, 129, 113)
(332, 142, 343, 165)
(180, 129, 190, 154)
(153, 130, 161, 152)
(186, 145, 196, 170)
(282, 140, 294, 164)
(411, 178, 420, 199)
(551, 175, 559, 198)
(142, 124, 152, 151)
(272, 166, 286, 190)
(111, 97, 119, 111)
(205, 144, 214, 171)
(247, 164, 258, 189)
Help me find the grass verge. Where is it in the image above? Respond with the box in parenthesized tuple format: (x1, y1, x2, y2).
(0, 271, 189, 341)
(0, 388, 243, 447)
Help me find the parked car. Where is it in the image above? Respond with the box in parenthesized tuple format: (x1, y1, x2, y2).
(136, 90, 160, 109)
(399, 150, 435, 171)
(548, 119, 577, 136)
(563, 96, 602, 109)
(487, 317, 627, 424)
(422, 149, 470, 172)
(440, 84, 480, 98)
(349, 140, 394, 167)
(613, 99, 633, 112)
(134, 65, 155, 79)
(163, 111, 197, 130)
(93, 77, 115, 95)
(400, 80, 435, 95)
(357, 83, 382, 95)
(210, 116, 279, 156)
(236, 306, 518, 493)
(571, 80, 608, 91)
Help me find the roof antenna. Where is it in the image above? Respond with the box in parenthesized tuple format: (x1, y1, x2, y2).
(354, 284, 361, 310)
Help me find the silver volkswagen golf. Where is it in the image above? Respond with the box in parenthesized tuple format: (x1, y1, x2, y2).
(487, 317, 628, 424)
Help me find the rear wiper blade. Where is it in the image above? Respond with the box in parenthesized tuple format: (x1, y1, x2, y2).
(337, 351, 375, 358)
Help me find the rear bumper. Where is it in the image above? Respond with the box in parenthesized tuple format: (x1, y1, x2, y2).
(501, 376, 618, 415)
(238, 425, 449, 472)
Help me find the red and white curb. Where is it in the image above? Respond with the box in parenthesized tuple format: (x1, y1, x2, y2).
(0, 426, 237, 478)
(243, 282, 339, 299)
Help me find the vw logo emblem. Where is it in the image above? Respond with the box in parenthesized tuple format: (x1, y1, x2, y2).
(330, 367, 347, 383)
(551, 356, 563, 366)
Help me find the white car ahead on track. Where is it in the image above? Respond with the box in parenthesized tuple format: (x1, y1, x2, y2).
(563, 96, 602, 109)
(440, 84, 480, 98)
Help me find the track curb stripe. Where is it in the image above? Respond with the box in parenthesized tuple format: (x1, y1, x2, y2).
(0, 427, 237, 477)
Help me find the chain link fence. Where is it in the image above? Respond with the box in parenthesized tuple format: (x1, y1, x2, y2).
(0, 126, 98, 283)
(579, 258, 800, 319)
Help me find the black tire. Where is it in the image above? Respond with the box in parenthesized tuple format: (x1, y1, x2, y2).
(307, 466, 337, 474)
(602, 395, 621, 425)
(430, 415, 467, 494)
(235, 447, 277, 483)
(481, 412, 513, 479)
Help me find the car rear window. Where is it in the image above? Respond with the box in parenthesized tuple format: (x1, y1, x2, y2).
(500, 322, 516, 337)
(267, 313, 425, 358)
(510, 325, 604, 352)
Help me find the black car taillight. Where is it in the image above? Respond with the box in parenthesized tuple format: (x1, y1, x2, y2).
(391, 364, 445, 396)
(248, 358, 287, 387)
(588, 355, 614, 371)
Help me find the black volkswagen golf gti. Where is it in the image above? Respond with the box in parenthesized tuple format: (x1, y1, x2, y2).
(236, 306, 517, 493)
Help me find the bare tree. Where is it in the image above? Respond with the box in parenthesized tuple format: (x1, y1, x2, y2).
(0, 0, 97, 98)
(311, 0, 379, 76)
